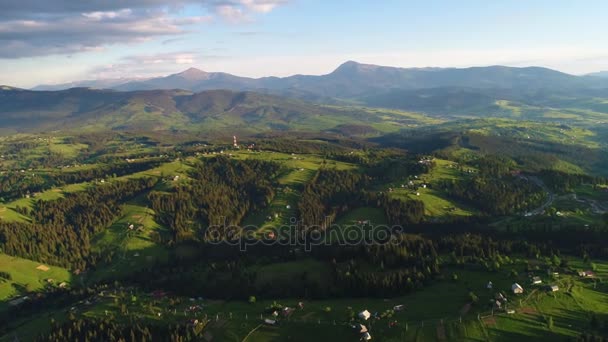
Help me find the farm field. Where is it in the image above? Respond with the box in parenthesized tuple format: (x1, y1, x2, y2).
(382, 159, 479, 218)
(88, 199, 170, 283)
(0, 254, 71, 302)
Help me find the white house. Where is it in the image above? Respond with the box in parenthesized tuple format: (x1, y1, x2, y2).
(264, 319, 276, 325)
(358, 310, 371, 320)
(512, 283, 524, 294)
(353, 324, 368, 333)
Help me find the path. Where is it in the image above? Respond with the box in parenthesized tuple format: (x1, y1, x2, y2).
(241, 323, 263, 342)
(522, 176, 555, 216)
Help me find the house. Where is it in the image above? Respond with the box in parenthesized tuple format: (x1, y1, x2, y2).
(8, 296, 28, 307)
(358, 310, 371, 320)
(512, 283, 524, 294)
(578, 271, 595, 278)
(362, 332, 372, 341)
(548, 285, 559, 292)
(352, 324, 368, 333)
(531, 276, 542, 285)
(393, 304, 405, 312)
(282, 307, 294, 317)
(492, 299, 502, 309)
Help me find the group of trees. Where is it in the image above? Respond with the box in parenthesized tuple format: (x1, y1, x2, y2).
(0, 177, 157, 269)
(440, 175, 545, 215)
(0, 159, 163, 202)
(297, 169, 368, 228)
(148, 157, 281, 243)
(37, 318, 196, 342)
(539, 169, 607, 192)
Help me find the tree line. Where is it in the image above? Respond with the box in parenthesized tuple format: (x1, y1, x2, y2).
(0, 177, 157, 269)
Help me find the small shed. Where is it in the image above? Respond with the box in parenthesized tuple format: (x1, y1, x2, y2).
(512, 283, 524, 294)
(353, 323, 368, 333)
(487, 281, 493, 289)
(358, 310, 371, 321)
(532, 276, 542, 285)
(264, 319, 277, 325)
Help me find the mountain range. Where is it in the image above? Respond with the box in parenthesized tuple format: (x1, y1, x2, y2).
(34, 61, 608, 99)
(4, 61, 608, 135)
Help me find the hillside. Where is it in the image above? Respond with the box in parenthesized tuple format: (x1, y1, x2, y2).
(0, 88, 430, 134)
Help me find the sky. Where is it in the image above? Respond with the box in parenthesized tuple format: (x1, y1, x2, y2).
(1, 0, 608, 88)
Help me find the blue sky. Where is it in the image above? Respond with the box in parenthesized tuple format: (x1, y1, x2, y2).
(1, 0, 608, 87)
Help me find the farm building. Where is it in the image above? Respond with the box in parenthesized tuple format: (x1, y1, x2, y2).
(512, 283, 524, 294)
(358, 310, 371, 320)
(532, 276, 542, 285)
(264, 319, 277, 325)
(352, 324, 368, 333)
(8, 296, 29, 307)
(579, 271, 595, 278)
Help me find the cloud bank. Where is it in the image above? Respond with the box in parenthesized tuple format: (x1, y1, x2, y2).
(0, 0, 287, 58)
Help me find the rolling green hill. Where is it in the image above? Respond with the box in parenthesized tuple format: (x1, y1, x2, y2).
(0, 88, 434, 135)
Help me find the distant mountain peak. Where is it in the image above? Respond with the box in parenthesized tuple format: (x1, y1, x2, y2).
(0, 85, 21, 91)
(175, 67, 209, 80)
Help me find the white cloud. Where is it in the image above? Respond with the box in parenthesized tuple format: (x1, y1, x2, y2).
(0, 0, 288, 58)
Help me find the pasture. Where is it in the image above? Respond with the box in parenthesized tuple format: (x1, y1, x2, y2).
(0, 254, 71, 302)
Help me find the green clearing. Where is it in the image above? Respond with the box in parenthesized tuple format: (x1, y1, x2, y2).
(0, 183, 90, 222)
(382, 159, 479, 218)
(89, 198, 170, 282)
(334, 207, 388, 226)
(0, 254, 71, 302)
(237, 151, 358, 231)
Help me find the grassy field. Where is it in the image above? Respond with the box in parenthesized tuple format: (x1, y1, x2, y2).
(88, 197, 170, 282)
(382, 159, 479, 219)
(0, 254, 71, 302)
(334, 207, 388, 226)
